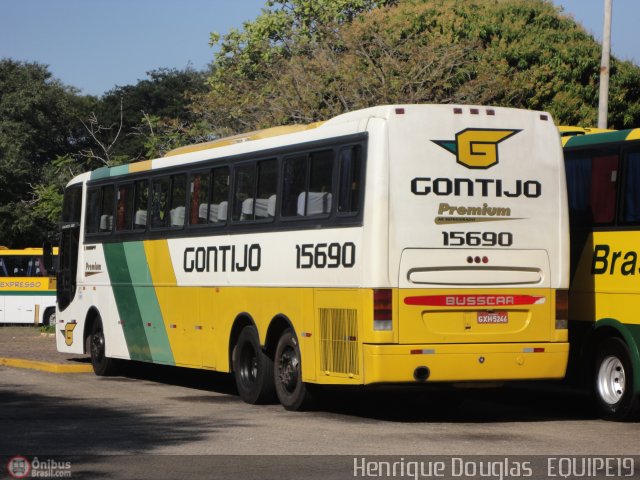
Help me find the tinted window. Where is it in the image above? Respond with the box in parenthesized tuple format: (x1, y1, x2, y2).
(211, 166, 229, 223)
(133, 180, 148, 230)
(189, 172, 210, 225)
(61, 186, 82, 223)
(338, 145, 362, 214)
(565, 151, 618, 226)
(85, 185, 115, 234)
(282, 150, 333, 217)
(116, 184, 133, 231)
(623, 149, 640, 224)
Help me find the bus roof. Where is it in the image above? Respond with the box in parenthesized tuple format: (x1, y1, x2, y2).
(164, 123, 325, 157)
(562, 128, 640, 148)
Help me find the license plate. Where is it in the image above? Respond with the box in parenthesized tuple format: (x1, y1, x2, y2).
(477, 311, 508, 324)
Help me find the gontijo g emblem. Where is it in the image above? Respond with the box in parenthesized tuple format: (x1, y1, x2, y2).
(433, 128, 521, 169)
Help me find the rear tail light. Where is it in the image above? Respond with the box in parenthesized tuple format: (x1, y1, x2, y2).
(555, 289, 568, 329)
(373, 289, 393, 331)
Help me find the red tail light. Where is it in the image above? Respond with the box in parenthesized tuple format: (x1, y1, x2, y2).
(374, 289, 393, 331)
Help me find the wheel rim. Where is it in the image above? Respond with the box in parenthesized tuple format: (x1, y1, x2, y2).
(278, 345, 299, 394)
(238, 343, 258, 388)
(597, 355, 626, 405)
(91, 332, 105, 362)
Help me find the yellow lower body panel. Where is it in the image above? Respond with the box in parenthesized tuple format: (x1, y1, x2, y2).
(362, 342, 569, 384)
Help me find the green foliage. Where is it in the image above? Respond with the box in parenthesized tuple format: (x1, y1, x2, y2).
(89, 67, 208, 163)
(201, 0, 640, 132)
(0, 59, 92, 247)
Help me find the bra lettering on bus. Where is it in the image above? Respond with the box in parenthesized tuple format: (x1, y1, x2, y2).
(183, 244, 261, 273)
(591, 244, 640, 276)
(411, 177, 542, 198)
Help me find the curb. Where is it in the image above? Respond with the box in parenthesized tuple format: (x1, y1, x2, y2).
(0, 357, 93, 373)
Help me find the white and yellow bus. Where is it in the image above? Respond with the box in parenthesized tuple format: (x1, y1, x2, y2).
(54, 105, 569, 410)
(0, 247, 57, 325)
(563, 128, 640, 420)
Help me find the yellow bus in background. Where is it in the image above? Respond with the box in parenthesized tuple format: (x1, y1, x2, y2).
(563, 128, 640, 420)
(0, 246, 58, 325)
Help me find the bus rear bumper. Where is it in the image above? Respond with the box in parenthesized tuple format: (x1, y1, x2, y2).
(362, 342, 569, 384)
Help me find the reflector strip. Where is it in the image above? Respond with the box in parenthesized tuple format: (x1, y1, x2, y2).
(523, 347, 545, 353)
(404, 294, 546, 307)
(410, 349, 436, 355)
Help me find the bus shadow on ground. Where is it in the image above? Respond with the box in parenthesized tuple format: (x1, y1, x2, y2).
(311, 383, 597, 423)
(0, 385, 244, 460)
(113, 362, 597, 423)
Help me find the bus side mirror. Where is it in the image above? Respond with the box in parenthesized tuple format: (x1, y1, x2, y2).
(43, 241, 54, 273)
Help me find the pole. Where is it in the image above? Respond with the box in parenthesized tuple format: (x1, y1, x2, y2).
(598, 0, 612, 129)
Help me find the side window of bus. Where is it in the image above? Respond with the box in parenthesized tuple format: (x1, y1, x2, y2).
(133, 180, 148, 230)
(170, 174, 187, 228)
(282, 150, 333, 217)
(623, 148, 640, 224)
(85, 187, 101, 234)
(151, 174, 186, 229)
(86, 185, 114, 234)
(565, 151, 618, 226)
(233, 160, 276, 222)
(190, 171, 211, 225)
(151, 177, 170, 228)
(211, 166, 230, 223)
(338, 145, 362, 214)
(116, 184, 133, 231)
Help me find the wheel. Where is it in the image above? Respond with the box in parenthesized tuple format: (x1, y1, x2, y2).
(43, 308, 56, 327)
(90, 316, 119, 376)
(232, 326, 275, 404)
(274, 328, 313, 411)
(594, 337, 640, 421)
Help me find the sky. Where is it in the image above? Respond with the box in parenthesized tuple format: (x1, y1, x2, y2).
(0, 0, 638, 97)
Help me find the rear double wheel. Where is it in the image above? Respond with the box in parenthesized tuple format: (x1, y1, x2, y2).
(594, 337, 640, 421)
(233, 326, 275, 404)
(274, 328, 313, 411)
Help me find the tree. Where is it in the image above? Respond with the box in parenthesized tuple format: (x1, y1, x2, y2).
(0, 59, 92, 247)
(198, 0, 640, 133)
(91, 67, 208, 163)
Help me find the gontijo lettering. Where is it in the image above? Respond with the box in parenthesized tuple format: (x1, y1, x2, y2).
(183, 244, 261, 273)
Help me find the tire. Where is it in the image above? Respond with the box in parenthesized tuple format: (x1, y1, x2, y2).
(274, 328, 313, 411)
(232, 326, 275, 404)
(594, 337, 640, 421)
(43, 308, 56, 327)
(90, 316, 119, 376)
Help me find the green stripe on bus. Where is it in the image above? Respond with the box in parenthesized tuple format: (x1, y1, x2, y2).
(103, 242, 153, 362)
(90, 165, 130, 181)
(564, 129, 634, 148)
(123, 242, 175, 365)
(0, 291, 55, 296)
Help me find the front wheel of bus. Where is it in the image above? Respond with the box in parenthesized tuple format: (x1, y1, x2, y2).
(275, 329, 313, 411)
(594, 337, 640, 421)
(232, 326, 275, 404)
(90, 317, 119, 376)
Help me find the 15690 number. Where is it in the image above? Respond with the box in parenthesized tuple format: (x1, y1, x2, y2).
(442, 231, 513, 247)
(295, 242, 356, 269)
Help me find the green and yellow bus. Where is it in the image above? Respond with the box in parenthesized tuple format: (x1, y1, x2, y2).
(563, 128, 640, 420)
(53, 105, 570, 410)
